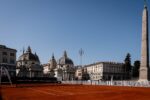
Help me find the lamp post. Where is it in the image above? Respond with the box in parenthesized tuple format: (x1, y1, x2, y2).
(79, 48, 84, 68)
(79, 48, 84, 84)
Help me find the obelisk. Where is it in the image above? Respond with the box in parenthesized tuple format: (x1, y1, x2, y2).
(139, 0, 149, 82)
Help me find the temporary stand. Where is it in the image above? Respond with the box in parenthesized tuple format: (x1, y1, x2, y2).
(0, 66, 12, 86)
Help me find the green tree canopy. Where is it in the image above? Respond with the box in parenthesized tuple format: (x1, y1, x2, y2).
(132, 60, 140, 78)
(124, 53, 132, 71)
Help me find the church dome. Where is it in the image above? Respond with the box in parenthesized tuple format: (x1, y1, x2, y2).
(18, 46, 40, 62)
(58, 51, 74, 65)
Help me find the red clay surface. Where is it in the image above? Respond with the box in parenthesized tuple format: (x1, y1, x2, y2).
(1, 84, 150, 100)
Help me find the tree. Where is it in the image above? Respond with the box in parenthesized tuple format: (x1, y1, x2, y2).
(124, 53, 132, 79)
(82, 69, 90, 80)
(124, 53, 132, 71)
(132, 60, 140, 78)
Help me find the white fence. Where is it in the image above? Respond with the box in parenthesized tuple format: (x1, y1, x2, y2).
(62, 80, 150, 87)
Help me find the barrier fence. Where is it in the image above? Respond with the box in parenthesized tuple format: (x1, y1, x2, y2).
(62, 80, 150, 87)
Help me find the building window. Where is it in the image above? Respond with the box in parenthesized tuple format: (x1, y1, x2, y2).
(3, 52, 7, 55)
(10, 59, 15, 64)
(3, 58, 8, 63)
(78, 73, 81, 76)
(10, 53, 15, 56)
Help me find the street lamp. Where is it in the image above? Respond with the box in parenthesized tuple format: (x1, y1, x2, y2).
(79, 48, 84, 84)
(79, 48, 84, 67)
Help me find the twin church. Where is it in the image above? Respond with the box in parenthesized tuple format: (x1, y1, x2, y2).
(16, 46, 75, 81)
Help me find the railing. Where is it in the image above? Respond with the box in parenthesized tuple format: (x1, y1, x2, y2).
(62, 80, 150, 87)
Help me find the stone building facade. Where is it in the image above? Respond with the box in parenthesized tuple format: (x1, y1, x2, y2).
(43, 51, 75, 81)
(75, 66, 82, 80)
(56, 51, 75, 81)
(76, 62, 127, 81)
(43, 54, 57, 77)
(16, 46, 43, 78)
(0, 45, 17, 78)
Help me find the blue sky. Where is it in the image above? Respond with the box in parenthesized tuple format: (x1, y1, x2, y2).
(0, 0, 148, 65)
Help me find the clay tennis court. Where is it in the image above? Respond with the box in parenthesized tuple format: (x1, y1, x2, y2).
(1, 84, 150, 100)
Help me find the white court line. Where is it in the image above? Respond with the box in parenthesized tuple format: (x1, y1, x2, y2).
(28, 88, 117, 96)
(42, 88, 114, 96)
(54, 88, 99, 93)
(28, 88, 60, 96)
(75, 91, 113, 95)
(43, 88, 74, 95)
